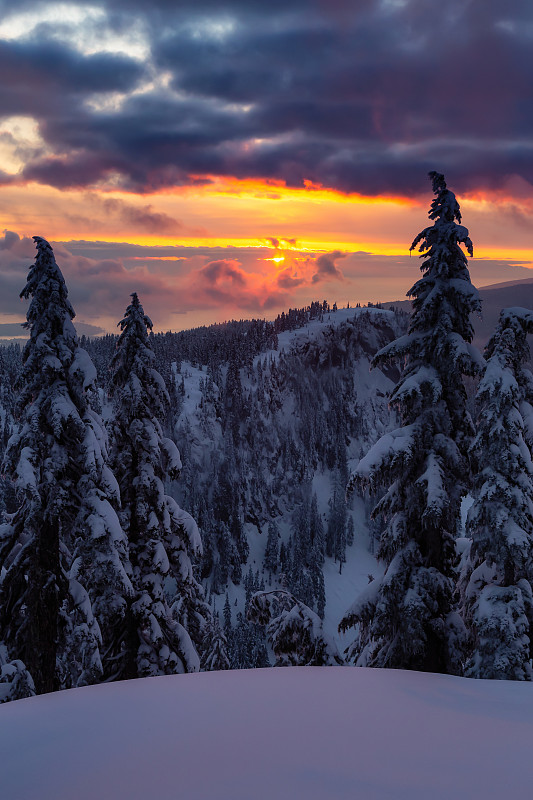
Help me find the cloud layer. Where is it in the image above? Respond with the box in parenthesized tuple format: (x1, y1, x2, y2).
(0, 231, 352, 330)
(0, 0, 531, 196)
(0, 230, 531, 335)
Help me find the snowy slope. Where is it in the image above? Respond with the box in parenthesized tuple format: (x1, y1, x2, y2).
(1, 667, 532, 800)
(171, 307, 404, 656)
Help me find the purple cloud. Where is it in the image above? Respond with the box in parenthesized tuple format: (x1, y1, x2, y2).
(1, 0, 532, 196)
(312, 251, 346, 283)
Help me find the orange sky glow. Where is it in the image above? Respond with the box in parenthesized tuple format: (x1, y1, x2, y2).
(3, 179, 533, 256)
(2, 178, 533, 336)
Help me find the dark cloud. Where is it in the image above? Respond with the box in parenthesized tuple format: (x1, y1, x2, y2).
(0, 38, 146, 118)
(98, 198, 188, 235)
(188, 258, 288, 310)
(199, 259, 247, 287)
(276, 268, 305, 289)
(268, 237, 298, 249)
(1, 0, 533, 194)
(0, 0, 373, 16)
(0, 169, 15, 186)
(312, 251, 346, 283)
(58, 241, 263, 261)
(0, 230, 22, 250)
(0, 230, 35, 257)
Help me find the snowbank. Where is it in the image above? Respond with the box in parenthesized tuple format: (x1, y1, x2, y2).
(1, 667, 532, 799)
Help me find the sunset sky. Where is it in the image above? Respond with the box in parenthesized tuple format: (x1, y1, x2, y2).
(0, 0, 532, 335)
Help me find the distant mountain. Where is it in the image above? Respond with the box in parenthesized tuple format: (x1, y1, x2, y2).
(385, 276, 533, 348)
(479, 277, 533, 290)
(474, 278, 533, 348)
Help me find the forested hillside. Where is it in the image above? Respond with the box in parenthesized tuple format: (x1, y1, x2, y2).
(3, 173, 533, 696)
(0, 301, 407, 674)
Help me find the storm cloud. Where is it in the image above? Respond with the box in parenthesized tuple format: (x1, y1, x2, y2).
(0, 0, 532, 195)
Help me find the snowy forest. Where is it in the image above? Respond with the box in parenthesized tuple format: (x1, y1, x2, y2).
(1, 171, 533, 702)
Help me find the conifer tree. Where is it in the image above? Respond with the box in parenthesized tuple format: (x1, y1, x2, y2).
(248, 589, 342, 666)
(108, 293, 210, 678)
(201, 613, 230, 671)
(231, 610, 270, 669)
(461, 308, 533, 679)
(346, 515, 355, 547)
(310, 493, 325, 560)
(0, 237, 131, 693)
(223, 591, 232, 638)
(340, 173, 482, 674)
(0, 644, 35, 703)
(326, 471, 347, 564)
(264, 520, 279, 575)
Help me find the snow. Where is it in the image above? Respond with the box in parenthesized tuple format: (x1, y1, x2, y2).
(170, 305, 403, 652)
(460, 494, 474, 534)
(161, 436, 182, 474)
(15, 445, 37, 492)
(323, 496, 384, 651)
(175, 362, 222, 465)
(260, 306, 398, 363)
(69, 347, 97, 389)
(1, 667, 533, 799)
(167, 499, 202, 555)
(353, 424, 417, 484)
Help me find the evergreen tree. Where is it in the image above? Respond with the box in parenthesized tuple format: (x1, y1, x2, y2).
(264, 520, 279, 575)
(224, 358, 244, 444)
(461, 307, 533, 680)
(340, 173, 482, 674)
(346, 515, 355, 547)
(231, 611, 270, 669)
(201, 614, 230, 672)
(108, 293, 210, 678)
(0, 237, 131, 694)
(310, 493, 325, 560)
(223, 591, 232, 638)
(0, 644, 35, 703)
(326, 471, 347, 564)
(289, 501, 315, 611)
(248, 590, 342, 666)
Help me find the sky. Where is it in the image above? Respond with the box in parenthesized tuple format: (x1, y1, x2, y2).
(0, 0, 532, 334)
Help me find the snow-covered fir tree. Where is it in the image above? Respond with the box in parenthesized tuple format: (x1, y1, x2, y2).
(341, 172, 482, 674)
(460, 307, 533, 680)
(287, 491, 326, 618)
(0, 643, 35, 703)
(326, 470, 348, 571)
(346, 515, 355, 547)
(201, 613, 230, 672)
(0, 237, 132, 694)
(231, 610, 270, 670)
(223, 591, 232, 639)
(0, 285, 415, 690)
(263, 520, 279, 576)
(108, 293, 210, 678)
(221, 568, 270, 670)
(248, 589, 342, 666)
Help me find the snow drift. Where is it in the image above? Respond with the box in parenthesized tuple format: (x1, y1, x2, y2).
(1, 667, 532, 799)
